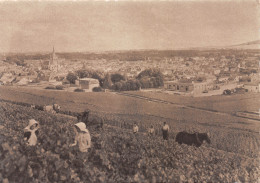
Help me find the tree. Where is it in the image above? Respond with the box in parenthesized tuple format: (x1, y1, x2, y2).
(111, 73, 125, 84)
(136, 69, 164, 88)
(113, 82, 123, 91)
(66, 73, 78, 84)
(76, 70, 89, 78)
(76, 69, 104, 86)
(137, 68, 163, 80)
(140, 78, 150, 89)
(103, 74, 113, 89)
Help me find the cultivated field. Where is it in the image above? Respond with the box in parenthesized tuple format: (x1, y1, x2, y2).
(0, 86, 259, 158)
(0, 102, 259, 182)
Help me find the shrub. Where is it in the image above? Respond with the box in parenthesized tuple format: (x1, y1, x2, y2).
(45, 86, 56, 90)
(55, 85, 64, 90)
(223, 89, 231, 95)
(74, 88, 84, 92)
(234, 88, 246, 94)
(92, 87, 103, 92)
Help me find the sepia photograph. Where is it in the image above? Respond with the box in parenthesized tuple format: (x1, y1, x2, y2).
(0, 0, 259, 182)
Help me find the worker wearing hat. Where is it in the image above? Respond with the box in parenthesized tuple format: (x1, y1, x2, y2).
(70, 122, 91, 152)
(24, 119, 40, 146)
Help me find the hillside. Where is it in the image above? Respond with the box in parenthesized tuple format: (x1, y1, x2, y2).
(0, 102, 259, 182)
(0, 86, 259, 158)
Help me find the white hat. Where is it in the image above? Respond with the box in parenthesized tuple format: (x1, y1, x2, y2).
(75, 122, 89, 133)
(25, 119, 38, 131)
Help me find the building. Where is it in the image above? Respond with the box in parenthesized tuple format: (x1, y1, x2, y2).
(49, 47, 62, 72)
(244, 82, 260, 92)
(76, 78, 100, 91)
(164, 80, 213, 94)
(193, 81, 212, 94)
(164, 81, 194, 92)
(24, 60, 42, 69)
(48, 47, 66, 81)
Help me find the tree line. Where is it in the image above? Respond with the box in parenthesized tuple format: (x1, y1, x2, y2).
(66, 68, 164, 91)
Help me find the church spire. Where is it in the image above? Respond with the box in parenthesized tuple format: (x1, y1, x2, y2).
(52, 46, 56, 60)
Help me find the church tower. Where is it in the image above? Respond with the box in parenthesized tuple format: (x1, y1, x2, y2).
(49, 46, 59, 72)
(51, 46, 57, 61)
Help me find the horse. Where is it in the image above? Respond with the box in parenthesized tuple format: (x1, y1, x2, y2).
(77, 110, 90, 126)
(77, 110, 104, 129)
(175, 131, 211, 147)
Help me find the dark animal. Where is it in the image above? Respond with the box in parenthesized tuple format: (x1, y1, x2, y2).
(77, 110, 90, 126)
(77, 110, 104, 129)
(175, 131, 211, 147)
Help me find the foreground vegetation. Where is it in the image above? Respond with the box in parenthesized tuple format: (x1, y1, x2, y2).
(1, 102, 259, 182)
(1, 86, 259, 158)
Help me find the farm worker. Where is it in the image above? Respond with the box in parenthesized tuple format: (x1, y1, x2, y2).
(162, 122, 170, 140)
(24, 119, 40, 146)
(133, 123, 139, 134)
(100, 117, 104, 129)
(70, 122, 91, 152)
(148, 125, 155, 136)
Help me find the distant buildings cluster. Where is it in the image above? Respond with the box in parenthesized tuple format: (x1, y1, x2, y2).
(0, 48, 259, 95)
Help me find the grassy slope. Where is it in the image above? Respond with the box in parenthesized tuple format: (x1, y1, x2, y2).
(124, 90, 260, 114)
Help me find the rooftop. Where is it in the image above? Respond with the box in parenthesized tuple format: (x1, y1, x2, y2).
(244, 82, 260, 86)
(79, 78, 99, 81)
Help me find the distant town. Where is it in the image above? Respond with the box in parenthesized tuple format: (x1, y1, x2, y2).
(0, 47, 259, 97)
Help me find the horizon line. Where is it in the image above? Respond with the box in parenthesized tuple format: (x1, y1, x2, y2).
(1, 39, 259, 54)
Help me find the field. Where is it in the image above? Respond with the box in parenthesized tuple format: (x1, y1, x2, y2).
(123, 90, 260, 114)
(0, 86, 260, 182)
(0, 102, 259, 182)
(0, 86, 260, 156)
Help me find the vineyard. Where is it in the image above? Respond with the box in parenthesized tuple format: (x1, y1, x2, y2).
(1, 102, 260, 183)
(0, 86, 259, 132)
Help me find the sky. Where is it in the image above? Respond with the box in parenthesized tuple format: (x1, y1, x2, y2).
(0, 0, 259, 52)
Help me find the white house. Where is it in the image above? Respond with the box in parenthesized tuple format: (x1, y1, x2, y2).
(244, 82, 260, 93)
(76, 78, 100, 91)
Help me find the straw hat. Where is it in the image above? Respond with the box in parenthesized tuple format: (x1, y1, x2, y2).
(24, 119, 38, 131)
(75, 122, 89, 133)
